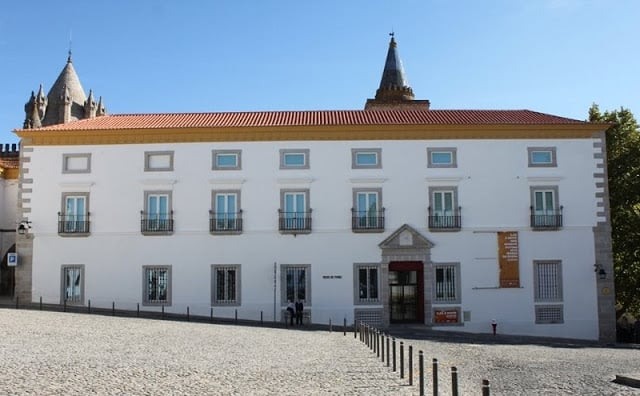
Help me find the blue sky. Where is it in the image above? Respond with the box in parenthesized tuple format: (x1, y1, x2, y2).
(1, 0, 638, 143)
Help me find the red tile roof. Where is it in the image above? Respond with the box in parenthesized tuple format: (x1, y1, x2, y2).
(19, 109, 589, 132)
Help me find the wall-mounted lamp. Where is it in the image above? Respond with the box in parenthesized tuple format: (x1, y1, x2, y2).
(594, 263, 607, 280)
(17, 220, 32, 235)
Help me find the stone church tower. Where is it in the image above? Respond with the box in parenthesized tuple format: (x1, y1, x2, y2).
(365, 34, 430, 111)
(23, 53, 106, 129)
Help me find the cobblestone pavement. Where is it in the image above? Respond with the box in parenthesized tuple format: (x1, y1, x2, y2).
(0, 309, 639, 395)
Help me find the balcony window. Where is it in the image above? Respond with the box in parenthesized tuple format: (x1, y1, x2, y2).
(352, 189, 384, 232)
(58, 193, 90, 235)
(428, 187, 461, 231)
(530, 187, 562, 230)
(279, 190, 311, 234)
(211, 191, 242, 234)
(142, 192, 173, 234)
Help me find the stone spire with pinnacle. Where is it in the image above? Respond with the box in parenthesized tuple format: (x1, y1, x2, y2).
(365, 33, 430, 111)
(23, 52, 107, 129)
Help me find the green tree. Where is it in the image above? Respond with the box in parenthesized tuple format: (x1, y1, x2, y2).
(589, 104, 640, 317)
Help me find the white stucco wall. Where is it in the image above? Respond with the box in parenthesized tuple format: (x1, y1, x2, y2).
(24, 137, 603, 339)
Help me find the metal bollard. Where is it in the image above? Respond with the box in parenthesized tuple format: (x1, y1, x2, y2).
(210, 307, 213, 323)
(451, 366, 459, 396)
(88, 299, 91, 314)
(344, 317, 346, 336)
(354, 321, 357, 339)
(137, 303, 139, 317)
(419, 350, 424, 396)
(235, 309, 238, 324)
(64, 299, 67, 312)
(39, 296, 42, 311)
(381, 333, 384, 363)
(187, 306, 190, 321)
(161, 304, 164, 319)
(400, 342, 404, 379)
(433, 358, 439, 396)
(376, 330, 380, 357)
(15, 296, 18, 309)
(482, 379, 490, 396)
(392, 338, 397, 372)
(112, 301, 115, 316)
(329, 319, 332, 333)
(409, 345, 413, 386)
(261, 311, 264, 326)
(386, 335, 390, 367)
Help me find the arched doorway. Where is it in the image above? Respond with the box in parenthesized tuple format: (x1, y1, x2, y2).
(0, 244, 16, 297)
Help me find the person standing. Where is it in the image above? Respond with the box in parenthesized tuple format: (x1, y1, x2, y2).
(286, 300, 295, 326)
(295, 300, 304, 326)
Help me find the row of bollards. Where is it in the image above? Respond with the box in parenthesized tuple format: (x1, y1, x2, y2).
(356, 322, 491, 395)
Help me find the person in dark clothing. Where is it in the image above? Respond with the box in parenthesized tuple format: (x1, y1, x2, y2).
(286, 300, 295, 326)
(295, 300, 304, 325)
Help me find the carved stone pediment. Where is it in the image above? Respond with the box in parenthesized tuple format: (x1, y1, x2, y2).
(378, 224, 434, 250)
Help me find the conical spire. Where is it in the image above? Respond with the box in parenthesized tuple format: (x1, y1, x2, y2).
(377, 35, 413, 97)
(42, 55, 88, 126)
(365, 34, 430, 111)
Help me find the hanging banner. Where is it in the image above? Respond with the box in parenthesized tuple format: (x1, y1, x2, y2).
(498, 231, 519, 287)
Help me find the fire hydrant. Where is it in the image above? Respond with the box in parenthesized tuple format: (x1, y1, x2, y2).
(491, 319, 497, 335)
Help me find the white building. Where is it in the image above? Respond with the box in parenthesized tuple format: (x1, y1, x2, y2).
(13, 37, 616, 341)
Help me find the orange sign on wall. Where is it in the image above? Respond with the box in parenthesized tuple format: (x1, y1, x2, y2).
(498, 231, 520, 288)
(434, 309, 459, 324)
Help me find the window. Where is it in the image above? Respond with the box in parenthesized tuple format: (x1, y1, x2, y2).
(143, 265, 171, 305)
(530, 186, 562, 229)
(352, 148, 382, 169)
(279, 189, 311, 233)
(354, 264, 379, 304)
(61, 265, 84, 304)
(144, 151, 174, 172)
(534, 260, 563, 324)
(212, 150, 241, 170)
(352, 188, 384, 231)
(281, 265, 311, 304)
(428, 186, 460, 230)
(434, 263, 460, 304)
(59, 192, 90, 234)
(211, 190, 242, 233)
(212, 265, 241, 306)
(534, 260, 562, 302)
(427, 147, 457, 168)
(528, 147, 557, 167)
(142, 191, 173, 234)
(280, 149, 310, 169)
(62, 153, 91, 174)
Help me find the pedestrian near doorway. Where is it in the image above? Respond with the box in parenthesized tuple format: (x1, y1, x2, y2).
(295, 300, 304, 325)
(286, 300, 295, 326)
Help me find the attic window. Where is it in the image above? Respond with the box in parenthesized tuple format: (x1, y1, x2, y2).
(145, 151, 174, 172)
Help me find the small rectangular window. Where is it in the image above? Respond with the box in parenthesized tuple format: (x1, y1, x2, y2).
(145, 151, 174, 172)
(280, 149, 309, 169)
(61, 265, 84, 304)
(143, 265, 172, 305)
(427, 147, 457, 168)
(352, 148, 382, 169)
(213, 150, 241, 170)
(212, 265, 241, 306)
(281, 264, 311, 305)
(534, 260, 562, 302)
(354, 264, 379, 304)
(433, 263, 460, 303)
(62, 153, 91, 174)
(528, 147, 557, 167)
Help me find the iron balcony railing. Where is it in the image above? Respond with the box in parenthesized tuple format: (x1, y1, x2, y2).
(278, 209, 312, 233)
(58, 212, 91, 234)
(140, 211, 174, 233)
(428, 206, 462, 231)
(209, 210, 243, 233)
(530, 206, 563, 230)
(351, 208, 385, 232)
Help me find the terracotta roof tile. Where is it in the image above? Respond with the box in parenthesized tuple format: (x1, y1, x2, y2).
(18, 109, 589, 132)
